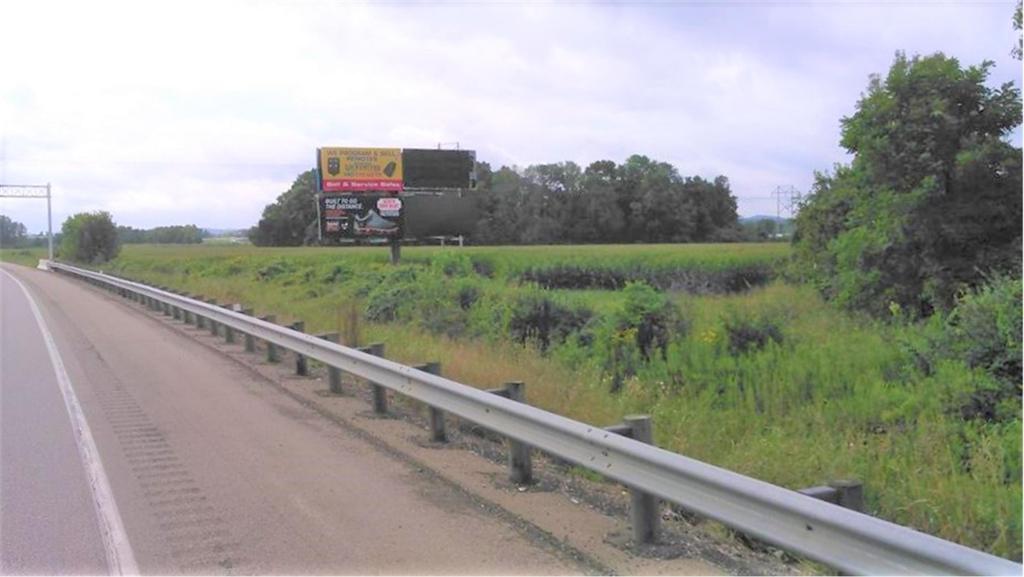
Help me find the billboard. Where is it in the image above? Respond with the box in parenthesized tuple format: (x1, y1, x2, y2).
(320, 194, 404, 239)
(318, 147, 403, 192)
(401, 149, 476, 189)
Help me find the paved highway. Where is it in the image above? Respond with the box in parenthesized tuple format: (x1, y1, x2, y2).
(0, 263, 734, 576)
(0, 264, 602, 575)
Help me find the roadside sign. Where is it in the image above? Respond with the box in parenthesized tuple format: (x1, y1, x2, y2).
(319, 194, 404, 239)
(317, 147, 403, 192)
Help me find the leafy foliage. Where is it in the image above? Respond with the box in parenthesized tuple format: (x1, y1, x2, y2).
(473, 157, 741, 245)
(722, 309, 784, 355)
(793, 52, 1022, 317)
(118, 224, 206, 244)
(248, 170, 318, 246)
(508, 290, 594, 352)
(58, 211, 120, 263)
(598, 282, 687, 391)
(0, 215, 28, 247)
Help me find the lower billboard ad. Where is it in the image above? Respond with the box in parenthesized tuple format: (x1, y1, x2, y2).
(320, 194, 404, 239)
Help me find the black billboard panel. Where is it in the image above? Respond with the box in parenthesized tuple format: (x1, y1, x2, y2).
(320, 194, 404, 239)
(401, 149, 476, 189)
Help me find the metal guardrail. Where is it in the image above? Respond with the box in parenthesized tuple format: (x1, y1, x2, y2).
(48, 261, 1022, 576)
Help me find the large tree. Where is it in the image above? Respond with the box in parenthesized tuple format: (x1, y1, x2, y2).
(794, 52, 1022, 317)
(0, 215, 28, 247)
(249, 170, 318, 246)
(59, 211, 120, 263)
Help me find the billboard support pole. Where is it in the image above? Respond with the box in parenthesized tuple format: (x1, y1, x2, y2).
(389, 238, 401, 265)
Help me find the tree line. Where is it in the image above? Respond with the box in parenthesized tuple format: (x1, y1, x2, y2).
(472, 156, 741, 244)
(248, 156, 743, 246)
(117, 224, 206, 244)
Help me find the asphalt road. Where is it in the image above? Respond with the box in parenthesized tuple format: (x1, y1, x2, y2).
(0, 264, 588, 575)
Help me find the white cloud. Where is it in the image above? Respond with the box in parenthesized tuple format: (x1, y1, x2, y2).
(1, 0, 1019, 231)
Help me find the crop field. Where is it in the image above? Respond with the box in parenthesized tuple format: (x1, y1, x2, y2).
(3, 242, 1020, 560)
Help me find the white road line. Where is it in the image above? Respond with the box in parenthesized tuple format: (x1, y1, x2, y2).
(1, 268, 139, 576)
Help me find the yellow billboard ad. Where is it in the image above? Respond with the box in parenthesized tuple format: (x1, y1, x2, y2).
(318, 147, 403, 192)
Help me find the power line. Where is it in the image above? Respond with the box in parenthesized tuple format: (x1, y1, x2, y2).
(770, 185, 802, 219)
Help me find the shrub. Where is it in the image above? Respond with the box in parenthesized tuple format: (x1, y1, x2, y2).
(59, 211, 120, 263)
(321, 263, 352, 283)
(508, 291, 593, 352)
(454, 279, 481, 310)
(470, 257, 496, 278)
(945, 275, 1022, 392)
(364, 267, 422, 322)
(907, 275, 1023, 422)
(255, 259, 294, 281)
(431, 251, 473, 277)
(722, 309, 784, 355)
(599, 282, 687, 391)
(614, 282, 684, 360)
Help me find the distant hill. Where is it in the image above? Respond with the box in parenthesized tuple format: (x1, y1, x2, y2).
(739, 215, 790, 224)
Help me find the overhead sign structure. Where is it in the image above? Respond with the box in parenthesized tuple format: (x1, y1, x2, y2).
(317, 147, 403, 192)
(320, 194, 404, 239)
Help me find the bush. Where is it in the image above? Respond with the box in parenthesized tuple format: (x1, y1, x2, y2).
(599, 282, 687, 391)
(907, 275, 1023, 422)
(255, 260, 295, 281)
(431, 251, 474, 277)
(366, 283, 419, 322)
(454, 279, 481, 310)
(321, 263, 352, 283)
(58, 211, 120, 263)
(945, 275, 1022, 391)
(508, 291, 593, 352)
(722, 309, 784, 355)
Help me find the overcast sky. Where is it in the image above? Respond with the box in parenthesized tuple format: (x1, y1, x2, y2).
(1, 0, 1020, 233)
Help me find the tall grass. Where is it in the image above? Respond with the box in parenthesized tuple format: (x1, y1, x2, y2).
(76, 244, 1023, 560)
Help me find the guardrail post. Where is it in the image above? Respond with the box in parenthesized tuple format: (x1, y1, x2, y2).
(414, 362, 445, 442)
(182, 295, 194, 324)
(317, 332, 342, 394)
(829, 480, 864, 512)
(360, 343, 387, 414)
(487, 382, 532, 484)
(797, 480, 864, 513)
(241, 308, 255, 352)
(624, 415, 659, 544)
(223, 304, 238, 344)
(195, 296, 206, 329)
(206, 298, 220, 336)
(290, 321, 308, 376)
(155, 288, 169, 315)
(260, 315, 278, 362)
(158, 288, 171, 316)
(505, 382, 532, 484)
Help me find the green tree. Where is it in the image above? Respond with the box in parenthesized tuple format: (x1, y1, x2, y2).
(1013, 0, 1022, 60)
(0, 215, 28, 247)
(794, 52, 1022, 317)
(249, 170, 318, 246)
(59, 211, 120, 263)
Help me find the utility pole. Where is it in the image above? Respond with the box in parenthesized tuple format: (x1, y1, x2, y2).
(771, 185, 801, 219)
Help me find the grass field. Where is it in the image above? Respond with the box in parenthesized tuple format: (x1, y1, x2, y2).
(5, 242, 1020, 561)
(0, 247, 45, 267)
